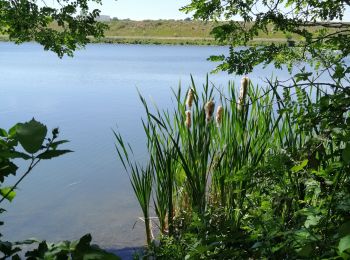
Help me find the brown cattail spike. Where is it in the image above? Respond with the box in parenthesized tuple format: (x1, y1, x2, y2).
(186, 88, 194, 109)
(238, 76, 249, 111)
(185, 110, 191, 128)
(205, 100, 215, 122)
(216, 105, 224, 126)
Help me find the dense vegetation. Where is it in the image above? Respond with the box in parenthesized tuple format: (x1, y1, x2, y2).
(114, 0, 350, 258)
(1, 0, 350, 258)
(115, 76, 350, 259)
(0, 0, 107, 57)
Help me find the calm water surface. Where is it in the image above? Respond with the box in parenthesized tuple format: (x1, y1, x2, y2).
(0, 43, 292, 249)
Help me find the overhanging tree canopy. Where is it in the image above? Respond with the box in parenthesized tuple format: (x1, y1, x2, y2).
(182, 0, 350, 82)
(0, 0, 107, 57)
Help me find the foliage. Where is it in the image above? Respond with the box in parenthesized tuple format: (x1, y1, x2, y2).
(0, 233, 120, 259)
(24, 233, 120, 260)
(0, 119, 68, 258)
(181, 0, 350, 76)
(0, 118, 72, 204)
(0, 0, 107, 57)
(115, 76, 350, 258)
(154, 2, 350, 257)
(0, 119, 120, 259)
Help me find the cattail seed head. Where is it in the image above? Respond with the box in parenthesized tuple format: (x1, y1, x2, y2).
(185, 110, 191, 128)
(216, 105, 224, 126)
(186, 88, 194, 109)
(204, 100, 215, 122)
(238, 76, 249, 111)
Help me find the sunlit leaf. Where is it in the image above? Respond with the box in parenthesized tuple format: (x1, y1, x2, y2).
(339, 235, 350, 254)
(291, 159, 308, 173)
(16, 119, 47, 154)
(0, 129, 7, 137)
(0, 187, 16, 202)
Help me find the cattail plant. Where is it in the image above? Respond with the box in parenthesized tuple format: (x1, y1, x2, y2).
(215, 105, 223, 126)
(204, 99, 215, 123)
(185, 110, 191, 128)
(114, 75, 298, 247)
(186, 88, 194, 109)
(237, 76, 249, 111)
(114, 131, 153, 246)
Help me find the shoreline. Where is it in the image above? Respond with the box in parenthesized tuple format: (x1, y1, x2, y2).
(0, 35, 288, 46)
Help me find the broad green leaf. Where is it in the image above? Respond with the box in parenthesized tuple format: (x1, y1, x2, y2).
(0, 161, 18, 181)
(342, 143, 350, 164)
(304, 215, 321, 228)
(251, 242, 263, 249)
(0, 129, 7, 137)
(37, 150, 73, 160)
(339, 235, 350, 254)
(297, 244, 313, 257)
(8, 124, 18, 137)
(0, 187, 16, 202)
(291, 159, 308, 173)
(16, 119, 47, 154)
(339, 221, 350, 237)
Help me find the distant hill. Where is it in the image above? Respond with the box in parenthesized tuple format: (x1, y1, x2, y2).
(105, 19, 214, 38)
(1, 19, 342, 46)
(97, 19, 297, 45)
(98, 19, 218, 45)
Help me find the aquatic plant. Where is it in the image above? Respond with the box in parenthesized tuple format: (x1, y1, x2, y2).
(115, 75, 350, 258)
(115, 76, 288, 241)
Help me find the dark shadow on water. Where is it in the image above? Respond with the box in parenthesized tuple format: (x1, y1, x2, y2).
(107, 247, 144, 260)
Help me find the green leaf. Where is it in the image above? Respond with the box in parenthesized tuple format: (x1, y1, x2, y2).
(342, 143, 350, 164)
(25, 241, 48, 258)
(0, 129, 7, 137)
(50, 140, 69, 149)
(0, 150, 31, 160)
(72, 234, 120, 259)
(304, 215, 321, 228)
(297, 244, 313, 257)
(0, 241, 21, 257)
(37, 150, 73, 160)
(294, 72, 313, 82)
(8, 124, 18, 137)
(339, 235, 350, 254)
(0, 187, 16, 202)
(208, 55, 225, 62)
(291, 159, 308, 173)
(339, 221, 350, 237)
(16, 119, 47, 154)
(12, 254, 21, 260)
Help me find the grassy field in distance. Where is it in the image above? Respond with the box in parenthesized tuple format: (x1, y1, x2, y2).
(1, 19, 341, 45)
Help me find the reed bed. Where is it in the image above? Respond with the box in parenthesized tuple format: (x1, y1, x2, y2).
(115, 76, 350, 259)
(115, 76, 297, 243)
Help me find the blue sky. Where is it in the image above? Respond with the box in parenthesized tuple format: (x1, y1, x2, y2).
(91, 0, 350, 21)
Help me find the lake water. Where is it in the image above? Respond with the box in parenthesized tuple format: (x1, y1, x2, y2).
(0, 43, 293, 250)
